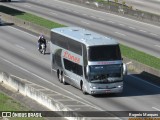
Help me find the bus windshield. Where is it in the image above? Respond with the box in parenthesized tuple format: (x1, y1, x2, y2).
(89, 64, 122, 83)
(88, 45, 121, 61)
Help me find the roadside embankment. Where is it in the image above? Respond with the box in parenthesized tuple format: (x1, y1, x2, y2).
(0, 87, 44, 120)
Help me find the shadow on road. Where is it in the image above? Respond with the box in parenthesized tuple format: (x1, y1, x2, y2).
(0, 0, 26, 3)
(0, 22, 14, 26)
(0, 5, 25, 16)
(44, 52, 50, 55)
(93, 72, 160, 98)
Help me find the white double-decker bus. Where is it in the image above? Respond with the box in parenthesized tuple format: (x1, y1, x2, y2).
(50, 27, 127, 95)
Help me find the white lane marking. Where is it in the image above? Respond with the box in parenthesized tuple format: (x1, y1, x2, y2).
(54, 0, 160, 29)
(50, 12, 58, 16)
(139, 30, 146, 33)
(115, 32, 126, 36)
(119, 24, 125, 26)
(108, 21, 114, 23)
(90, 15, 96, 18)
(150, 33, 158, 36)
(0, 57, 102, 111)
(98, 18, 105, 21)
(56, 6, 62, 9)
(15, 44, 25, 50)
(73, 11, 78, 13)
(154, 45, 160, 48)
(24, 5, 31, 8)
(81, 21, 90, 25)
(129, 74, 160, 89)
(64, 8, 71, 12)
(133, 0, 144, 4)
(10, 26, 37, 38)
(152, 107, 160, 111)
(129, 26, 135, 29)
(82, 13, 87, 16)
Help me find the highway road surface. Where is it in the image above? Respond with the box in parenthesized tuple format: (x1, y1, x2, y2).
(118, 0, 160, 15)
(0, 25, 160, 119)
(0, 0, 160, 58)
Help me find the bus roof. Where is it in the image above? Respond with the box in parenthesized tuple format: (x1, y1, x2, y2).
(51, 27, 119, 46)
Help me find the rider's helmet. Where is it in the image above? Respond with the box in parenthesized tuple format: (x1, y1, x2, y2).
(39, 34, 44, 39)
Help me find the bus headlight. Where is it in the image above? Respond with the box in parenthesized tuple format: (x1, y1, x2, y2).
(90, 86, 97, 89)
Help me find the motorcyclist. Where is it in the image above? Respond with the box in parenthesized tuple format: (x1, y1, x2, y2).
(38, 34, 46, 50)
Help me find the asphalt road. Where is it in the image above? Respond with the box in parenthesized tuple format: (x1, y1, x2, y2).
(0, 0, 160, 58)
(0, 25, 160, 120)
(119, 0, 160, 15)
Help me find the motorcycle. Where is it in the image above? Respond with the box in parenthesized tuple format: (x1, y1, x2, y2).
(39, 43, 46, 55)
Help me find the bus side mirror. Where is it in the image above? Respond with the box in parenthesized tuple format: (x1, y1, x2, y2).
(86, 65, 90, 76)
(123, 63, 127, 76)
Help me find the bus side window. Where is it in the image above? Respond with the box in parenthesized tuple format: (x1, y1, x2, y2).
(76, 64, 83, 76)
(68, 40, 82, 55)
(63, 58, 83, 76)
(52, 54, 54, 64)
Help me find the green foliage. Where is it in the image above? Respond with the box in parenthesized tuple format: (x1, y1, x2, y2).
(129, 6, 133, 10)
(122, 0, 126, 5)
(16, 13, 65, 29)
(120, 44, 160, 70)
(114, 0, 118, 3)
(96, 0, 105, 2)
(0, 5, 65, 29)
(0, 92, 25, 111)
(0, 92, 44, 120)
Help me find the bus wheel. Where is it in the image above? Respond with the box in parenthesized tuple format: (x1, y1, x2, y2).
(57, 70, 59, 80)
(57, 70, 62, 83)
(59, 71, 63, 83)
(61, 73, 66, 85)
(81, 81, 87, 95)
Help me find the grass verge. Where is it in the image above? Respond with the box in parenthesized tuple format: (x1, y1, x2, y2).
(0, 5, 65, 29)
(0, 5, 160, 70)
(0, 92, 43, 120)
(120, 44, 160, 70)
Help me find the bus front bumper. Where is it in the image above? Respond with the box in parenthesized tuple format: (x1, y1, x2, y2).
(89, 87, 123, 95)
(88, 83, 123, 95)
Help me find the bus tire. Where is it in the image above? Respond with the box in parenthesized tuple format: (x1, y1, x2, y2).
(61, 72, 66, 85)
(57, 70, 59, 80)
(57, 70, 62, 83)
(59, 71, 63, 83)
(81, 81, 87, 95)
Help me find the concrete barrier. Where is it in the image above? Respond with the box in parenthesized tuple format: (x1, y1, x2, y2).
(0, 12, 159, 77)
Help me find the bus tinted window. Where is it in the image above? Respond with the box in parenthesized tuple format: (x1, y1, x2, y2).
(51, 32, 56, 44)
(51, 32, 68, 49)
(63, 58, 83, 76)
(56, 36, 68, 49)
(68, 40, 82, 55)
(88, 45, 121, 61)
(51, 32, 82, 55)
